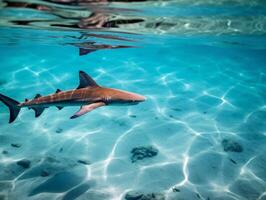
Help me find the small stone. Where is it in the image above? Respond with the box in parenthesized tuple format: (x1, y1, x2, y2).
(124, 191, 143, 200)
(124, 191, 165, 200)
(0, 79, 7, 86)
(2, 150, 8, 155)
(77, 160, 91, 165)
(16, 159, 31, 169)
(229, 158, 237, 164)
(196, 193, 201, 199)
(118, 121, 126, 127)
(172, 187, 180, 192)
(169, 115, 178, 119)
(56, 128, 63, 133)
(222, 139, 243, 153)
(11, 143, 21, 148)
(40, 170, 50, 177)
(59, 148, 63, 153)
(46, 156, 59, 163)
(130, 146, 158, 163)
(172, 108, 182, 112)
(0, 193, 7, 200)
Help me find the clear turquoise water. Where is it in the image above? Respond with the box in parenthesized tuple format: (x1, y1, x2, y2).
(0, 1, 266, 200)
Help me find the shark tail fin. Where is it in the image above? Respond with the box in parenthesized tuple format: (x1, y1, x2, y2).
(0, 93, 20, 123)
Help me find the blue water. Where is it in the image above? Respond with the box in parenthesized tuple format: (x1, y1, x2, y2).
(0, 1, 266, 200)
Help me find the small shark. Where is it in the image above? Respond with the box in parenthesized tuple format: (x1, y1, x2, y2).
(67, 41, 134, 56)
(0, 71, 146, 123)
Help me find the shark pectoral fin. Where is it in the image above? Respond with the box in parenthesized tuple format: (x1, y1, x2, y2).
(70, 102, 105, 119)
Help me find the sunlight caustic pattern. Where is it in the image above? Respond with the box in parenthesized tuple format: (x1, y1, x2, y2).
(0, 38, 265, 200)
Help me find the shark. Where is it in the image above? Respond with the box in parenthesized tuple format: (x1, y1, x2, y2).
(67, 41, 134, 56)
(0, 71, 146, 123)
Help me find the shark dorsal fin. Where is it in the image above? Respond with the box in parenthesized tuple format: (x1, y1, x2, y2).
(77, 71, 99, 89)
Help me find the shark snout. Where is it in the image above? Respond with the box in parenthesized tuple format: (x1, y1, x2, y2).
(108, 88, 146, 105)
(131, 93, 146, 102)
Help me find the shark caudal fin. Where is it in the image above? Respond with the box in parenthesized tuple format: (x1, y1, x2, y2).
(0, 94, 21, 123)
